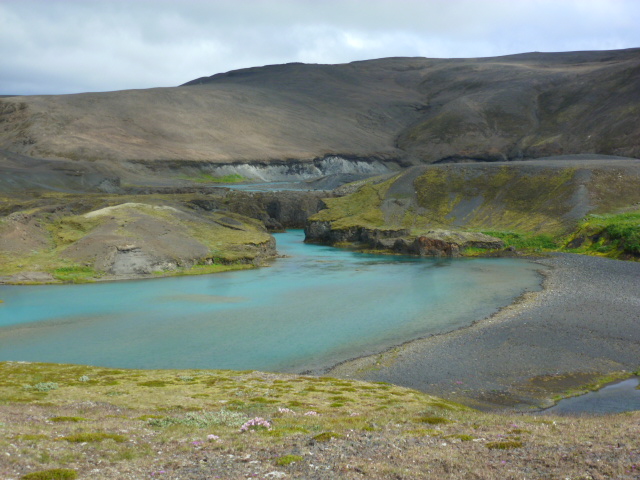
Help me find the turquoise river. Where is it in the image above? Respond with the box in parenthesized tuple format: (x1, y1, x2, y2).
(0, 230, 542, 373)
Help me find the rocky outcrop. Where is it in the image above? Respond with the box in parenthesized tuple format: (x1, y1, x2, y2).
(304, 221, 504, 257)
(307, 159, 640, 236)
(188, 190, 331, 231)
(304, 222, 409, 245)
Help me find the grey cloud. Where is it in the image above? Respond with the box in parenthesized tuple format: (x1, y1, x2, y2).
(1, 0, 639, 95)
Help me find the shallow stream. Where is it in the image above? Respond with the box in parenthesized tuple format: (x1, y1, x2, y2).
(0, 230, 542, 373)
(542, 377, 640, 415)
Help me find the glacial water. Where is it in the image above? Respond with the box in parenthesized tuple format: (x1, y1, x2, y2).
(542, 377, 640, 415)
(0, 230, 542, 373)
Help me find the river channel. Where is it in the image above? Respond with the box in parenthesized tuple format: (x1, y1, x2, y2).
(0, 230, 542, 373)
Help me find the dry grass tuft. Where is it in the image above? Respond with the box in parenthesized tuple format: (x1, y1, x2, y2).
(486, 440, 523, 450)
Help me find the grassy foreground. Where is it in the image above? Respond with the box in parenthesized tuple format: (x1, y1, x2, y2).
(1, 362, 638, 479)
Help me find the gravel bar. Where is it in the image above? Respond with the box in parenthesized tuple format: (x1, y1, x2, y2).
(328, 253, 640, 410)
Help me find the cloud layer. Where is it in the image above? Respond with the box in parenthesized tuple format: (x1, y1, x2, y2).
(1, 0, 639, 95)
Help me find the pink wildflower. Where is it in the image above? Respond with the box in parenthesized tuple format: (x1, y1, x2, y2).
(240, 417, 272, 432)
(277, 407, 296, 415)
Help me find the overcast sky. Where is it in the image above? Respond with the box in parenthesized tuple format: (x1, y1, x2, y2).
(1, 0, 639, 95)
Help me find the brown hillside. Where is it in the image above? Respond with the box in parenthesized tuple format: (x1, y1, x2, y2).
(0, 49, 638, 171)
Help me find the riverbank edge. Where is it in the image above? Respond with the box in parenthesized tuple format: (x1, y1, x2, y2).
(323, 254, 551, 379)
(325, 252, 640, 411)
(0, 254, 284, 286)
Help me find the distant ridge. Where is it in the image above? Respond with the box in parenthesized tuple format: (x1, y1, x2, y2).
(0, 48, 638, 168)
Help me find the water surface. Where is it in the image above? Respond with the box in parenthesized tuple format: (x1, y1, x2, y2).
(542, 377, 640, 415)
(0, 230, 542, 373)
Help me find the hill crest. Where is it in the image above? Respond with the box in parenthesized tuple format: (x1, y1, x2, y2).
(0, 48, 638, 177)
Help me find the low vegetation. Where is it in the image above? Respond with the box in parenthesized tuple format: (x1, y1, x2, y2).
(1, 361, 639, 479)
(310, 176, 393, 229)
(308, 166, 640, 261)
(179, 173, 246, 184)
(21, 469, 78, 480)
(0, 193, 274, 283)
(564, 209, 640, 258)
(480, 231, 559, 252)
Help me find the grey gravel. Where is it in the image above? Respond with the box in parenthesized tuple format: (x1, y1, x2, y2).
(329, 254, 640, 410)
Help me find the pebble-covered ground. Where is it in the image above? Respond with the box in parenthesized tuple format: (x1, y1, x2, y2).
(329, 253, 640, 410)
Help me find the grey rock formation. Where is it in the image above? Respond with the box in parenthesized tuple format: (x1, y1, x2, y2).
(304, 222, 503, 257)
(188, 190, 331, 230)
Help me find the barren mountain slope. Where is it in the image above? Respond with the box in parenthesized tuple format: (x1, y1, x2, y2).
(0, 48, 638, 172)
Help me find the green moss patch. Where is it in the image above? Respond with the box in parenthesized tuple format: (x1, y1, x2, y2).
(481, 230, 559, 252)
(21, 469, 78, 480)
(416, 416, 451, 425)
(564, 209, 640, 258)
(275, 454, 303, 466)
(49, 416, 87, 423)
(312, 432, 344, 442)
(16, 434, 49, 441)
(52, 266, 98, 283)
(447, 433, 475, 441)
(137, 380, 170, 387)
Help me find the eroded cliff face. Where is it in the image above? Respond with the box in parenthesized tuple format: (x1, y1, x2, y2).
(305, 156, 640, 255)
(303, 222, 504, 257)
(186, 190, 331, 231)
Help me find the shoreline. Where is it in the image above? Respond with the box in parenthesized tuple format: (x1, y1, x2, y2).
(317, 257, 548, 375)
(3, 247, 638, 412)
(0, 260, 270, 286)
(326, 253, 640, 411)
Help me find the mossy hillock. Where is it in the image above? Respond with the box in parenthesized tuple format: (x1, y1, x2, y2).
(0, 196, 276, 284)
